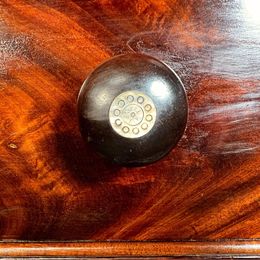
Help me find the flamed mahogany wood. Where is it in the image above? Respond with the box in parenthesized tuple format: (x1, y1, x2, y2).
(0, 0, 259, 257)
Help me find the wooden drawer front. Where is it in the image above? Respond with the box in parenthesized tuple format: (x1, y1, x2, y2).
(0, 0, 259, 257)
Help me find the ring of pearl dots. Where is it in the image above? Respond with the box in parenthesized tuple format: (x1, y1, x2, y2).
(109, 91, 156, 138)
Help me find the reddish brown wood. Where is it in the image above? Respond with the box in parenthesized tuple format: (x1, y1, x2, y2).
(0, 241, 259, 258)
(0, 0, 259, 257)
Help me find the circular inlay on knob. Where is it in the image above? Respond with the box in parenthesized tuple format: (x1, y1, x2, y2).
(77, 53, 188, 165)
(109, 90, 156, 138)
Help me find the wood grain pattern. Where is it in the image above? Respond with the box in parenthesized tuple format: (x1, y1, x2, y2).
(0, 241, 259, 258)
(0, 0, 259, 250)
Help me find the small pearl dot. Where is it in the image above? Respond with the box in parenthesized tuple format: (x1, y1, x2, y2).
(118, 100, 125, 107)
(141, 123, 148, 130)
(145, 104, 152, 111)
(8, 143, 17, 149)
(127, 95, 134, 102)
(122, 126, 129, 133)
(137, 96, 144, 104)
(133, 128, 139, 134)
(115, 119, 122, 126)
(146, 115, 153, 121)
(114, 109, 120, 116)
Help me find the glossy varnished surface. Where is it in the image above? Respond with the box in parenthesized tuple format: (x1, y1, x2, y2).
(78, 53, 188, 165)
(0, 0, 259, 243)
(0, 241, 259, 258)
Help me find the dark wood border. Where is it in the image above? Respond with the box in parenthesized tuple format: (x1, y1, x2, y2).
(0, 241, 259, 257)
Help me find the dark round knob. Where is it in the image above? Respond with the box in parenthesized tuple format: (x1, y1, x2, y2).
(77, 53, 188, 165)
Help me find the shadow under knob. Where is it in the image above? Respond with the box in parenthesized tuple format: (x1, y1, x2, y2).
(77, 53, 188, 165)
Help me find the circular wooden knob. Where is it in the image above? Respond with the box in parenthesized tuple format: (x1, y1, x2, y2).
(77, 53, 188, 165)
